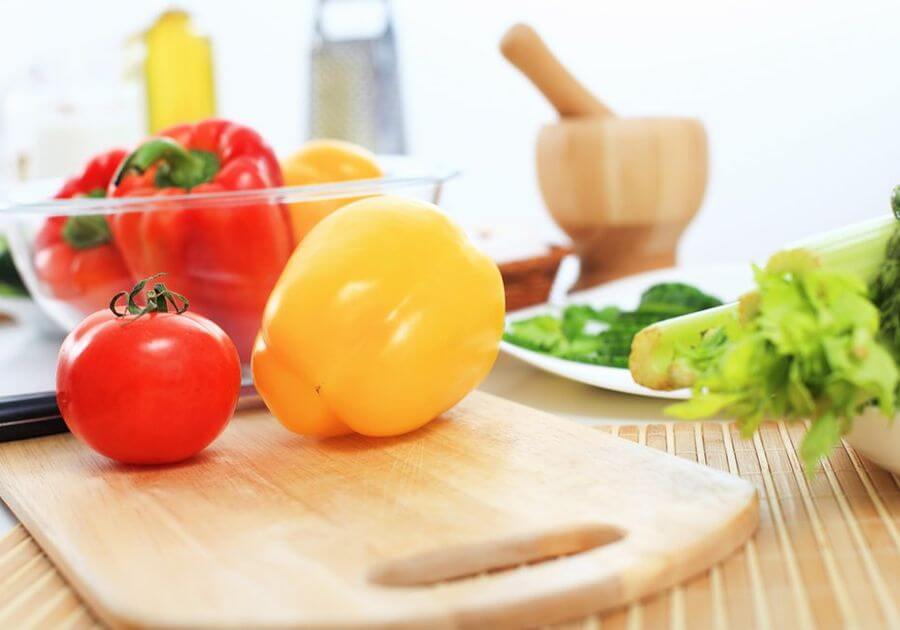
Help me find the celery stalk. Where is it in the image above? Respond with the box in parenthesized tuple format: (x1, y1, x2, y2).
(629, 304, 737, 390)
(629, 214, 897, 390)
(788, 214, 894, 282)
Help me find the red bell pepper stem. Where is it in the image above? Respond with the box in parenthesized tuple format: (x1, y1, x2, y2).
(61, 216, 113, 250)
(60, 188, 114, 250)
(114, 138, 219, 190)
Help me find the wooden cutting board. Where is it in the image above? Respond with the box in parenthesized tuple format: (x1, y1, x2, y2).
(0, 392, 757, 629)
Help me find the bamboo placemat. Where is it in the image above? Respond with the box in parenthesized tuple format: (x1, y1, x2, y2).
(1, 421, 899, 629)
(0, 524, 98, 628)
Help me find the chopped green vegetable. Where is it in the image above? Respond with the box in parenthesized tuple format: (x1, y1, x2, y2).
(505, 315, 565, 354)
(561, 304, 620, 339)
(504, 282, 723, 368)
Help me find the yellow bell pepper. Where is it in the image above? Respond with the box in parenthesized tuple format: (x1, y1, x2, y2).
(252, 196, 505, 437)
(281, 139, 383, 242)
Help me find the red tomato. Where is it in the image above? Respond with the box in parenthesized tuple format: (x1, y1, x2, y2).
(56, 277, 241, 465)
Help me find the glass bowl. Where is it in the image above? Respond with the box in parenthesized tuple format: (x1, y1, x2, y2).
(0, 156, 457, 361)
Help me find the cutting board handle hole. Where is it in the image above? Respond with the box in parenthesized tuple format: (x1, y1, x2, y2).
(368, 523, 624, 587)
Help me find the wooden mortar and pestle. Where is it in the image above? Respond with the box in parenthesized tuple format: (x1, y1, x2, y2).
(500, 24, 708, 287)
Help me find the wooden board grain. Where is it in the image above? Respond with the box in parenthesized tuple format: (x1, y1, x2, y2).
(0, 392, 756, 629)
(7, 419, 898, 629)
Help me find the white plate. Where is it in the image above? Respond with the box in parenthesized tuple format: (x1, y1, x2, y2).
(500, 264, 754, 399)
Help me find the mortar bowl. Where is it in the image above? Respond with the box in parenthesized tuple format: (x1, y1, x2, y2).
(537, 117, 708, 287)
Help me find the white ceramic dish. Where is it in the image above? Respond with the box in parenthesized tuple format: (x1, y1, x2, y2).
(500, 263, 754, 398)
(846, 408, 900, 474)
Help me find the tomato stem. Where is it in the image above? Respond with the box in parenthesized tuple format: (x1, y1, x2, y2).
(110, 273, 189, 319)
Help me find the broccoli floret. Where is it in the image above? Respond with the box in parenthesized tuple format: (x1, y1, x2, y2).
(637, 282, 722, 317)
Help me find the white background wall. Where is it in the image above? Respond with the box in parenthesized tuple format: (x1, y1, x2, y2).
(1, 0, 899, 265)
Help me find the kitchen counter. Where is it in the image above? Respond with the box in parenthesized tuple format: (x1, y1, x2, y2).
(0, 320, 672, 536)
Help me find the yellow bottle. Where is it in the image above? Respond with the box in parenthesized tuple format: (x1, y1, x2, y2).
(143, 10, 215, 133)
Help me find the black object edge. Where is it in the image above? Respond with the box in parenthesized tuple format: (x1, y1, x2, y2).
(0, 391, 66, 443)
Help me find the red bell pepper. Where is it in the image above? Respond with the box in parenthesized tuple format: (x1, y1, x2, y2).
(107, 119, 293, 359)
(33, 149, 134, 313)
